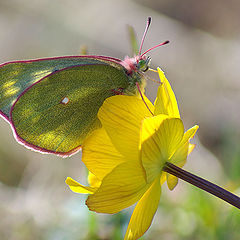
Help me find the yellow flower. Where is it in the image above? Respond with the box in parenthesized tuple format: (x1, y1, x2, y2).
(66, 68, 198, 240)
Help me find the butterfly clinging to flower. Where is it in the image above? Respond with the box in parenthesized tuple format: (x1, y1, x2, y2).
(0, 17, 168, 156)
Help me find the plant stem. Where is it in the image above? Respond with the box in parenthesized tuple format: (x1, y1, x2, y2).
(163, 162, 240, 209)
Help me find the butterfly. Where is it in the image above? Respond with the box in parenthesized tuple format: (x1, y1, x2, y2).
(0, 17, 168, 156)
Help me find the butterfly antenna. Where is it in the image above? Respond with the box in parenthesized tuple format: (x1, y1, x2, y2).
(138, 17, 152, 56)
(140, 40, 169, 58)
(136, 82, 154, 116)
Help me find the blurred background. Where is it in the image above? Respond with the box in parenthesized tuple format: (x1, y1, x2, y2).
(0, 0, 240, 239)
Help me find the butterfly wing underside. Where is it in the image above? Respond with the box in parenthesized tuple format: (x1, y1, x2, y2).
(0, 59, 129, 155)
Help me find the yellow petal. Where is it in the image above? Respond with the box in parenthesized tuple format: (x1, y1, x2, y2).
(180, 125, 199, 147)
(188, 143, 196, 155)
(86, 161, 148, 214)
(141, 116, 184, 183)
(83, 128, 125, 180)
(65, 177, 96, 194)
(98, 95, 154, 159)
(167, 125, 198, 190)
(170, 125, 199, 167)
(160, 172, 167, 185)
(88, 171, 101, 188)
(154, 68, 180, 118)
(166, 141, 190, 190)
(124, 176, 161, 240)
(166, 142, 188, 191)
(166, 173, 179, 191)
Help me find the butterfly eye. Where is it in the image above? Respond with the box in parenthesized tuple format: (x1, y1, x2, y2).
(138, 56, 151, 72)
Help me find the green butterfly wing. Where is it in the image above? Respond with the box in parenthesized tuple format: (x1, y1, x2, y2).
(10, 64, 129, 155)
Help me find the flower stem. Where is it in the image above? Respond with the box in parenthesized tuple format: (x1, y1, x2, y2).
(163, 162, 240, 209)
